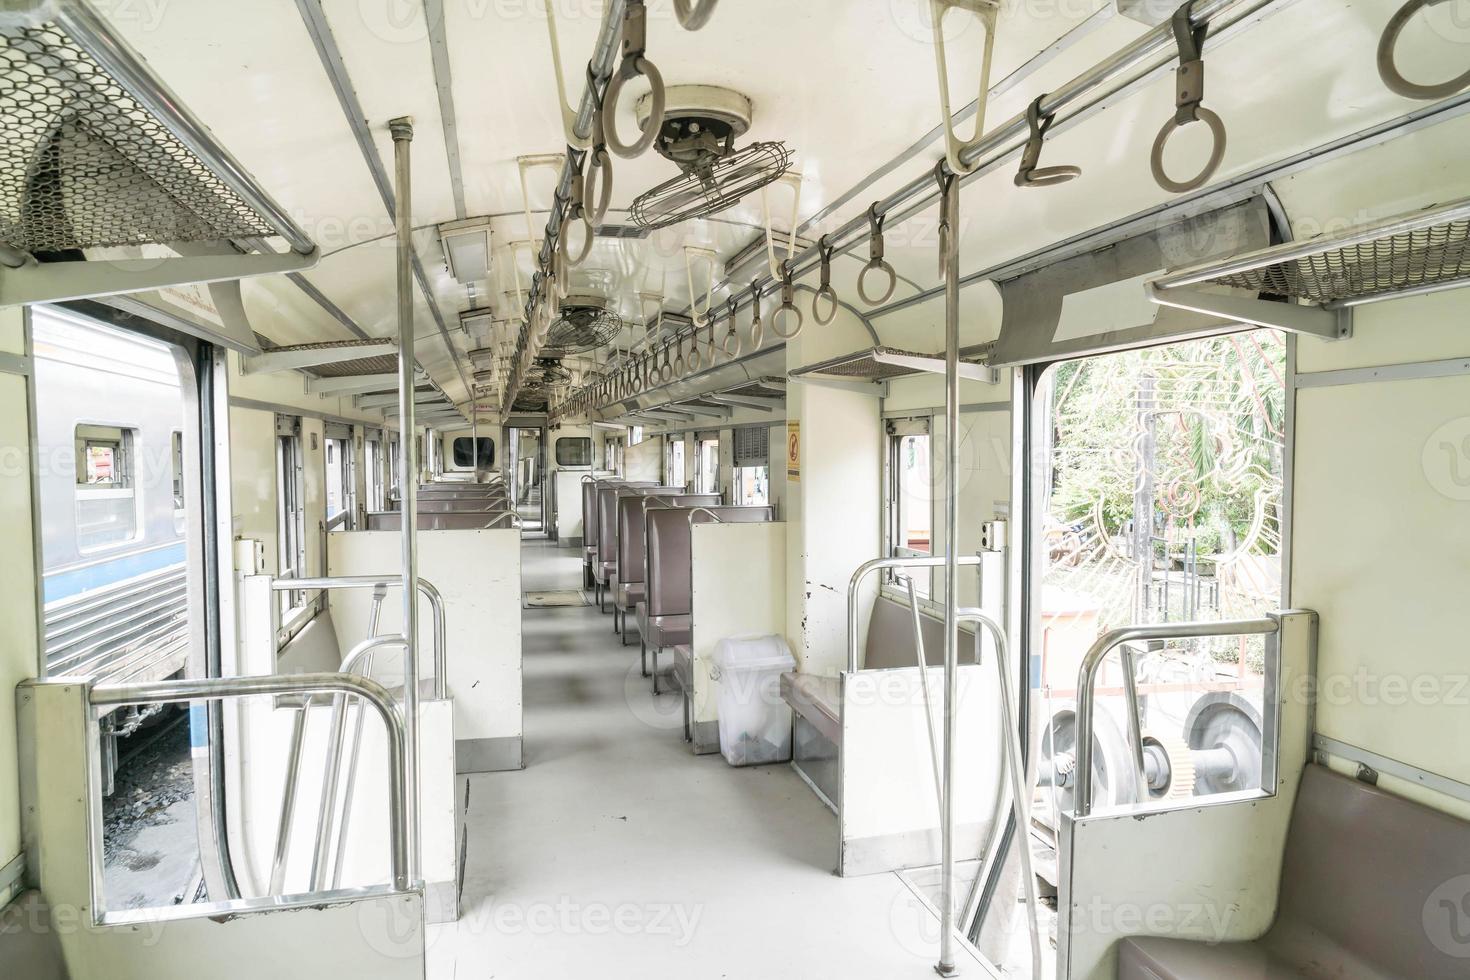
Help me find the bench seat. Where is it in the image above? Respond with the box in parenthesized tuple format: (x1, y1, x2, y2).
(1118, 763, 1470, 979)
(780, 671, 840, 743)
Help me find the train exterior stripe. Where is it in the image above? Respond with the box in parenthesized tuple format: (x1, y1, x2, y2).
(42, 543, 187, 605)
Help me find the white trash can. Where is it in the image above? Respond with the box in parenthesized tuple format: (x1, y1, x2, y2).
(712, 635, 797, 767)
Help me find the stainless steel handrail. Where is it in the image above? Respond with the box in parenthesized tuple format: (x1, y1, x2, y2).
(845, 555, 981, 672)
(1073, 617, 1280, 818)
(951, 607, 1043, 980)
(898, 574, 943, 813)
(270, 576, 447, 700)
(341, 634, 408, 675)
(53, 1, 314, 254)
(90, 673, 410, 890)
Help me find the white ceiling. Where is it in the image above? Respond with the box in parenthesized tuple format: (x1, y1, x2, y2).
(103, 0, 1470, 413)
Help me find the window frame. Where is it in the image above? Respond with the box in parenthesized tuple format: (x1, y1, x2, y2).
(275, 416, 307, 617)
(451, 435, 496, 470)
(73, 422, 141, 554)
(556, 436, 592, 468)
(882, 414, 936, 598)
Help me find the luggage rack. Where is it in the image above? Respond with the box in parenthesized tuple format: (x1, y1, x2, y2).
(788, 345, 1000, 386)
(243, 339, 466, 423)
(0, 1, 317, 306)
(1147, 197, 1470, 340)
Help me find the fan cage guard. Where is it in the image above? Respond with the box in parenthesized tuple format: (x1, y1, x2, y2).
(629, 140, 791, 231)
(542, 306, 624, 356)
(1, 21, 278, 253)
(1207, 216, 1470, 305)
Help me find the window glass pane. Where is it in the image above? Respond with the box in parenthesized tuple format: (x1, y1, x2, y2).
(896, 434, 932, 554)
(556, 437, 592, 467)
(734, 465, 769, 506)
(452, 436, 495, 468)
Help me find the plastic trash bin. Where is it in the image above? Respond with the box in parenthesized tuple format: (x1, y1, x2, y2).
(712, 635, 797, 766)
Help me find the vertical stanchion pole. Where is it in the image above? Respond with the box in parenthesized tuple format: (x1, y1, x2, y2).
(389, 115, 421, 885)
(936, 163, 961, 977)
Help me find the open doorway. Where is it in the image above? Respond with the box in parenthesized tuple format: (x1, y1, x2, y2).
(508, 423, 546, 534)
(972, 329, 1287, 973)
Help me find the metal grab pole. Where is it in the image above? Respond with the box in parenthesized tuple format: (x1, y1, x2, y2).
(390, 115, 422, 886)
(936, 167, 962, 978)
(268, 705, 308, 894)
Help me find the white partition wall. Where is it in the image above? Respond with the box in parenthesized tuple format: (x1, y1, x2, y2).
(690, 522, 787, 753)
(1056, 611, 1318, 979)
(839, 663, 1002, 876)
(328, 528, 524, 772)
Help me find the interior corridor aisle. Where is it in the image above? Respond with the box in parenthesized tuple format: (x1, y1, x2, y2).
(429, 540, 986, 978)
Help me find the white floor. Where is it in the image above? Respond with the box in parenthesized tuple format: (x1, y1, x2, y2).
(425, 540, 994, 979)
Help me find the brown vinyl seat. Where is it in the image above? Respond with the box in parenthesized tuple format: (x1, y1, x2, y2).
(639, 504, 774, 693)
(1117, 763, 1470, 980)
(614, 492, 718, 645)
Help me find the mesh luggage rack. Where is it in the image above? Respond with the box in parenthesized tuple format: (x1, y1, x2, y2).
(1, 5, 306, 255)
(789, 346, 998, 384)
(1153, 198, 1470, 308)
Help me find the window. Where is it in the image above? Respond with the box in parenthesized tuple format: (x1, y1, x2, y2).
(695, 433, 720, 496)
(628, 425, 645, 446)
(732, 427, 770, 506)
(74, 424, 139, 552)
(885, 417, 933, 596)
(666, 437, 686, 487)
(276, 416, 306, 616)
(604, 435, 624, 474)
(452, 436, 495, 469)
(365, 432, 385, 511)
(324, 424, 355, 529)
(556, 437, 592, 467)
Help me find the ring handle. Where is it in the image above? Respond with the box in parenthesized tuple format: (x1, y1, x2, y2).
(602, 2, 664, 159)
(813, 235, 839, 325)
(857, 203, 898, 306)
(674, 0, 718, 30)
(1015, 93, 1082, 188)
(688, 328, 703, 372)
(584, 145, 614, 227)
(721, 301, 742, 360)
(771, 260, 804, 340)
(659, 343, 673, 384)
(1149, 107, 1227, 194)
(747, 281, 765, 349)
(1377, 0, 1470, 100)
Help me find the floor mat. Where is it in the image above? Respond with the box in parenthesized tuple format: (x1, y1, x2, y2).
(524, 590, 589, 608)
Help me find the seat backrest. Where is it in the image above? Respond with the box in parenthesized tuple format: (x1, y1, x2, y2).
(367, 511, 509, 531)
(646, 505, 774, 617)
(617, 494, 720, 585)
(862, 595, 948, 670)
(0, 893, 70, 980)
(582, 479, 605, 547)
(276, 608, 343, 673)
(1269, 763, 1470, 976)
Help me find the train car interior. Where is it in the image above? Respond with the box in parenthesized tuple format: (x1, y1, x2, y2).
(3, 0, 1470, 976)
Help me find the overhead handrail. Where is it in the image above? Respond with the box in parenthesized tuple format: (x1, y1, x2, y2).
(674, 0, 719, 30)
(928, 0, 1001, 175)
(1073, 616, 1280, 818)
(90, 672, 410, 891)
(268, 576, 447, 700)
(845, 554, 981, 672)
(1377, 0, 1470, 100)
(543, 0, 598, 150)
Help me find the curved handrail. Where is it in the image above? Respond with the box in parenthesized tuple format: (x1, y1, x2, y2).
(270, 576, 447, 699)
(1072, 617, 1279, 818)
(90, 672, 410, 891)
(845, 554, 981, 672)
